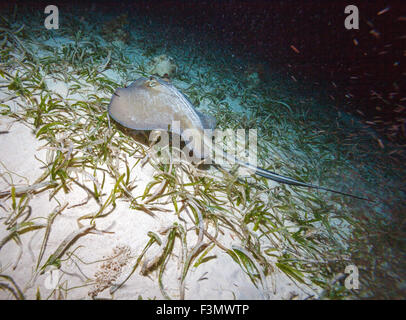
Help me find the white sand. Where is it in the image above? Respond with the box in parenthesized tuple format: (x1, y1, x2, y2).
(0, 68, 317, 300)
(0, 118, 314, 300)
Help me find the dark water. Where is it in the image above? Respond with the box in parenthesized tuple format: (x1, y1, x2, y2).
(0, 0, 405, 300)
(17, 0, 403, 144)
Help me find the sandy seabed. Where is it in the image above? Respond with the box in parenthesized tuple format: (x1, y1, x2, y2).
(1, 8, 404, 301)
(0, 37, 315, 300)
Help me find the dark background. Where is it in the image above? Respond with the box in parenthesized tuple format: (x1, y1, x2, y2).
(3, 0, 406, 144)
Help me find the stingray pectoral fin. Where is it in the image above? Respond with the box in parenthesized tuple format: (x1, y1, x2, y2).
(196, 110, 217, 130)
(240, 161, 371, 201)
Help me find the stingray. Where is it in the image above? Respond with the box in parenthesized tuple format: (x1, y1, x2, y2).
(108, 76, 369, 201)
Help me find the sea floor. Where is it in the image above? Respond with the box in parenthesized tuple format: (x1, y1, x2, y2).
(0, 8, 405, 300)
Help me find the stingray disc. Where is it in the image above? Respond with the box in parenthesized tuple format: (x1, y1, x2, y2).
(108, 77, 216, 158)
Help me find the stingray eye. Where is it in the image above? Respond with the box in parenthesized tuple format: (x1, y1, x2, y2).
(146, 78, 158, 87)
(162, 74, 170, 82)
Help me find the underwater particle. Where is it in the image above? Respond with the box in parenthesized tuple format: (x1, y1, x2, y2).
(377, 138, 385, 149)
(290, 45, 300, 54)
(353, 38, 359, 46)
(345, 93, 353, 99)
(394, 105, 405, 113)
(366, 20, 374, 28)
(377, 7, 390, 16)
(369, 29, 381, 39)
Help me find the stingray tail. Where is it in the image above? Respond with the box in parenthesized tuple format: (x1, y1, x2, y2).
(237, 160, 372, 202)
